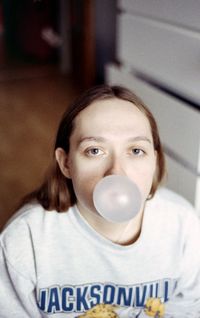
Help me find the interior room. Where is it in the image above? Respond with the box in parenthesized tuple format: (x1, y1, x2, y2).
(0, 0, 116, 230)
(0, 0, 200, 231)
(1, 2, 200, 316)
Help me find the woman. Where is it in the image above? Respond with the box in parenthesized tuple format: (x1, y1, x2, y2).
(1, 85, 200, 317)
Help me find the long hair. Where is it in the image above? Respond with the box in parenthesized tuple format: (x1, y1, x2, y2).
(20, 85, 166, 211)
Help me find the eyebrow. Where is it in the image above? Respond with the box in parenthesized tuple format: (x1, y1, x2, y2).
(78, 136, 152, 145)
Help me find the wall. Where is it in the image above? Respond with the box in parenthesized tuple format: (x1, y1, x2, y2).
(106, 0, 200, 214)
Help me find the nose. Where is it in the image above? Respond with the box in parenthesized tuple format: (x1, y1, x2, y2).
(104, 154, 126, 177)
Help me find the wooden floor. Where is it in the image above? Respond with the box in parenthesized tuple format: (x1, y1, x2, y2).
(0, 63, 81, 230)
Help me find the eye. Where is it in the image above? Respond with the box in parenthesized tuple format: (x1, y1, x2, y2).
(131, 148, 145, 156)
(85, 147, 104, 157)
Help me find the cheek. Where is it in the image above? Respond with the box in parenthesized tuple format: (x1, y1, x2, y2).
(129, 159, 156, 198)
(69, 161, 102, 208)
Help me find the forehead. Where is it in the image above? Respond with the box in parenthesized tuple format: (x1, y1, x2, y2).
(72, 98, 152, 139)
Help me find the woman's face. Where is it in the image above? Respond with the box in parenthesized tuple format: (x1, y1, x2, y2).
(63, 98, 157, 215)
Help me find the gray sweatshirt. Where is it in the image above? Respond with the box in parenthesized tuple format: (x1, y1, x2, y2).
(1, 188, 200, 318)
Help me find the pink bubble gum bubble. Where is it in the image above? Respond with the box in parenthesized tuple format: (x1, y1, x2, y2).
(93, 175, 142, 223)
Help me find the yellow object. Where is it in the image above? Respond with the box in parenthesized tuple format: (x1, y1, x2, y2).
(79, 303, 118, 318)
(144, 298, 165, 317)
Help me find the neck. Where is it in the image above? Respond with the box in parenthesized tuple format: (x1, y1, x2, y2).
(76, 202, 144, 245)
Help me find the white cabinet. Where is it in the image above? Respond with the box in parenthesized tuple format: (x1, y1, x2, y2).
(117, 13, 200, 105)
(106, 1, 200, 214)
(106, 64, 200, 213)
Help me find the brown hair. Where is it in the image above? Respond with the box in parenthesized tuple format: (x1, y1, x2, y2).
(20, 85, 166, 211)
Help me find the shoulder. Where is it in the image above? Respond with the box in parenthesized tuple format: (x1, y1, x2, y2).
(1, 203, 46, 239)
(1, 203, 75, 251)
(149, 187, 196, 213)
(1, 203, 44, 250)
(142, 188, 200, 254)
(155, 187, 194, 210)
(146, 187, 200, 230)
(0, 204, 73, 279)
(0, 204, 44, 281)
(1, 202, 73, 235)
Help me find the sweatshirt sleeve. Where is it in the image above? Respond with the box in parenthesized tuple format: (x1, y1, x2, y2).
(0, 220, 42, 318)
(164, 210, 200, 318)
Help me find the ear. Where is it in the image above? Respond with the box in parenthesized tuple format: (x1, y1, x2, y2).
(55, 148, 71, 179)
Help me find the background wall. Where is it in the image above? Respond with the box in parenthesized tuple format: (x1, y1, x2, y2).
(106, 0, 200, 214)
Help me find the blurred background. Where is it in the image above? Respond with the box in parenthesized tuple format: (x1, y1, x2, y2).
(0, 0, 117, 230)
(0, 0, 200, 230)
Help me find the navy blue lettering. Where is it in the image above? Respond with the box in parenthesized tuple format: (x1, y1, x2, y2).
(62, 287, 74, 311)
(155, 283, 158, 297)
(149, 283, 158, 298)
(47, 287, 60, 313)
(164, 281, 169, 302)
(103, 285, 115, 304)
(135, 285, 147, 307)
(90, 285, 101, 306)
(76, 287, 89, 311)
(117, 287, 133, 306)
(149, 284, 153, 297)
(37, 289, 47, 311)
(37, 278, 176, 313)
